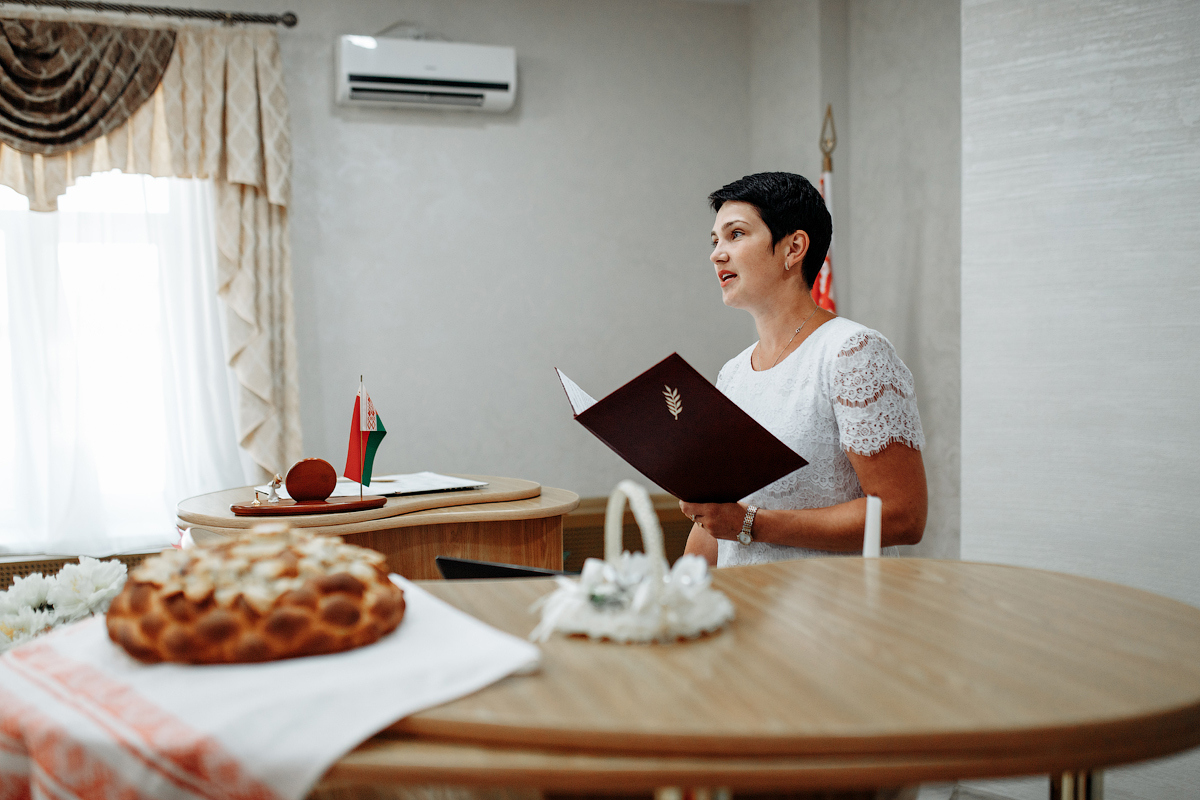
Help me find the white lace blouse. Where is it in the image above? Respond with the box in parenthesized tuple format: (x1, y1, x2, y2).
(715, 317, 924, 567)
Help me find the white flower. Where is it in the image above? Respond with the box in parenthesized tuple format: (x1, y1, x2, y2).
(664, 554, 712, 600)
(0, 572, 53, 615)
(530, 551, 733, 644)
(0, 606, 58, 653)
(46, 557, 127, 623)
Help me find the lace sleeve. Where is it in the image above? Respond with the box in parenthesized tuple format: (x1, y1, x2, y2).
(832, 331, 925, 456)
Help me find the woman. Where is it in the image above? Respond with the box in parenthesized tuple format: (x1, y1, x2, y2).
(683, 172, 927, 566)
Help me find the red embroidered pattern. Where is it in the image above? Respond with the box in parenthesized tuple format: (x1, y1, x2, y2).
(6, 644, 281, 800)
(0, 681, 148, 800)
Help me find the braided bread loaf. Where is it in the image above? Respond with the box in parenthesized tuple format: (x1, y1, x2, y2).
(106, 524, 405, 664)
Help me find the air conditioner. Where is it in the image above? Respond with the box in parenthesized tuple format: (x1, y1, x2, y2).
(336, 36, 516, 113)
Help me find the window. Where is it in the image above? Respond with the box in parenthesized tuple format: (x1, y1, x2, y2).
(0, 172, 246, 556)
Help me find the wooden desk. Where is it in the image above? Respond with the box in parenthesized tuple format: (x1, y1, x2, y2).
(318, 559, 1200, 793)
(176, 476, 579, 580)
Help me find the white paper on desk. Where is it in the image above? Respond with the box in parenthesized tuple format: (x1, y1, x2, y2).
(256, 471, 488, 500)
(0, 577, 540, 800)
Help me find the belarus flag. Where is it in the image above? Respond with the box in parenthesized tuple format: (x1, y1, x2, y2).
(344, 380, 387, 486)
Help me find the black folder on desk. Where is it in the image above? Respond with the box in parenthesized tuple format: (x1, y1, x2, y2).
(556, 353, 807, 504)
(435, 556, 573, 580)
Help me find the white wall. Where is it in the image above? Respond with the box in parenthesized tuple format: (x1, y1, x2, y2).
(818, 0, 851, 281)
(748, 0, 852, 300)
(273, 0, 756, 494)
(746, 0, 961, 559)
(749, 0, 822, 177)
(961, 1, 1200, 797)
(846, 0, 961, 558)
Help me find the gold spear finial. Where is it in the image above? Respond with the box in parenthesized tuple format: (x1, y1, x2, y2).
(820, 104, 837, 172)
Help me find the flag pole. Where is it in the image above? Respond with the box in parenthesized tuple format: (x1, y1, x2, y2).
(359, 374, 364, 502)
(815, 104, 838, 313)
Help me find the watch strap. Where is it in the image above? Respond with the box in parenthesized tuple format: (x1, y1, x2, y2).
(739, 504, 758, 545)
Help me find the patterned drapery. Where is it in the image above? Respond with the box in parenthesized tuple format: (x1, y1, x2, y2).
(0, 20, 301, 480)
(0, 19, 175, 156)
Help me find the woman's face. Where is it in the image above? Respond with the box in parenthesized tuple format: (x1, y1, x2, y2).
(710, 201, 788, 310)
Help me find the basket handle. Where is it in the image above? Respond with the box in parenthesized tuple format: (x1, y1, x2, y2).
(604, 480, 666, 565)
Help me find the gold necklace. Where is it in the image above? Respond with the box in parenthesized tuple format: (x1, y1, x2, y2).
(759, 306, 820, 370)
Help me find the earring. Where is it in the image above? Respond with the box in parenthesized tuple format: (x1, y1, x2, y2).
(784, 260, 791, 271)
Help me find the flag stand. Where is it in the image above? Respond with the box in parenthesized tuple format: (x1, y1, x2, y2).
(230, 455, 387, 516)
(231, 495, 386, 516)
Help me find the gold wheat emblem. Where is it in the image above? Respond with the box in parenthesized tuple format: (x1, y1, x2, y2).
(663, 386, 682, 420)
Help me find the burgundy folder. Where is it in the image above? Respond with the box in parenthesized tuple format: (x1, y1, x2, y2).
(556, 353, 807, 503)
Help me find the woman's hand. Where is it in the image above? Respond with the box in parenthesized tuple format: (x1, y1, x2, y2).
(679, 442, 928, 558)
(678, 501, 747, 541)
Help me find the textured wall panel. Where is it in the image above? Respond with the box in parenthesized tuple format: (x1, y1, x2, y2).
(962, 1, 1200, 796)
(848, 0, 961, 559)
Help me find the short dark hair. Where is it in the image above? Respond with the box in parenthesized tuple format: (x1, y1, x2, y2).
(708, 172, 831, 288)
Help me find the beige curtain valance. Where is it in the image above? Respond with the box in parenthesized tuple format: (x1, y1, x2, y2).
(0, 19, 175, 156)
(0, 20, 301, 479)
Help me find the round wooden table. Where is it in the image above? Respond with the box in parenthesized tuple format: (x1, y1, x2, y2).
(317, 558, 1200, 796)
(176, 476, 580, 580)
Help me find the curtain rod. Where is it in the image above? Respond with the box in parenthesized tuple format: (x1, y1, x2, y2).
(3, 0, 297, 26)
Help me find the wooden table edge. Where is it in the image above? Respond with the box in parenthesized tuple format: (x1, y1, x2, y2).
(177, 478, 579, 534)
(368, 486, 580, 527)
(176, 475, 542, 528)
(320, 732, 1197, 792)
(393, 698, 1200, 764)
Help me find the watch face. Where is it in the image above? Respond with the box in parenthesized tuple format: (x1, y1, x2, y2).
(737, 531, 752, 545)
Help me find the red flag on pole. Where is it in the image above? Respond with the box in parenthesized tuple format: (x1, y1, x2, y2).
(811, 170, 837, 312)
(813, 105, 837, 313)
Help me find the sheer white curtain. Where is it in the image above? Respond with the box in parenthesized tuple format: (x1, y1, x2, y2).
(0, 171, 248, 556)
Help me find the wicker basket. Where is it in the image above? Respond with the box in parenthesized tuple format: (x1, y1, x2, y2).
(531, 480, 733, 643)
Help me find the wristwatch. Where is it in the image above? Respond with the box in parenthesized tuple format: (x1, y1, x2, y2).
(738, 504, 758, 545)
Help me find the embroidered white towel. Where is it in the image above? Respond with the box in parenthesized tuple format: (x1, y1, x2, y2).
(0, 576, 540, 800)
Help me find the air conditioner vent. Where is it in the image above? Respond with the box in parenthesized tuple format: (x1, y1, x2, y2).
(337, 37, 516, 113)
(348, 87, 485, 107)
(348, 73, 510, 92)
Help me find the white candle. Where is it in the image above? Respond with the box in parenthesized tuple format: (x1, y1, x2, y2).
(863, 495, 882, 558)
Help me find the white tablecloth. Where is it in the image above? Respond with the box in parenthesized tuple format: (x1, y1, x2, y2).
(0, 576, 540, 800)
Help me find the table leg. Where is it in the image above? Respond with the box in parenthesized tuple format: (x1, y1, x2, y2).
(653, 789, 730, 800)
(1051, 771, 1102, 800)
